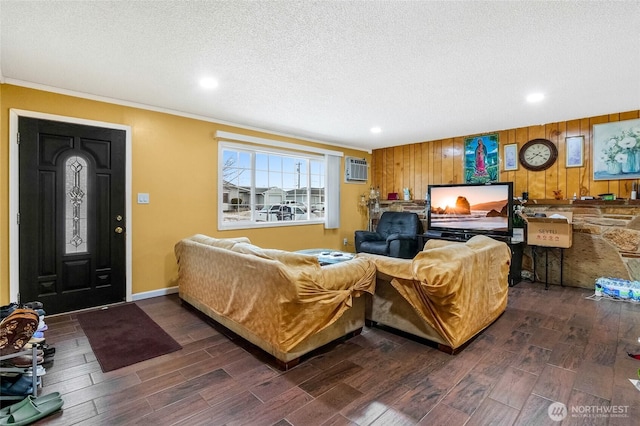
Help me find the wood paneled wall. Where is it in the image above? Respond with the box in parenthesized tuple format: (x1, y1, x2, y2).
(372, 110, 640, 201)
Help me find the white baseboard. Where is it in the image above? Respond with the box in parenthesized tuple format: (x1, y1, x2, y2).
(132, 286, 179, 301)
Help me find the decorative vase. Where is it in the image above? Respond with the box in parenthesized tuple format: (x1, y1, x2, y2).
(634, 151, 640, 172)
(623, 152, 636, 173)
(608, 161, 622, 175)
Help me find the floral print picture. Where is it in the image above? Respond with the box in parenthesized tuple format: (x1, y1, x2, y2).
(593, 118, 640, 181)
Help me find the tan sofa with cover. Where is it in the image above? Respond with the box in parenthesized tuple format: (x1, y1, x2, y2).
(360, 235, 511, 353)
(174, 235, 376, 368)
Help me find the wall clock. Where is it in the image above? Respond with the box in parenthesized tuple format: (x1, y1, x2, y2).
(519, 138, 558, 171)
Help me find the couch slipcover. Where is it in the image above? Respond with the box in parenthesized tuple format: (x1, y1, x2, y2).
(175, 235, 376, 365)
(360, 235, 511, 351)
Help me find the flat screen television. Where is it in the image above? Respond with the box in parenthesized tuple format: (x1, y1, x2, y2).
(426, 182, 514, 241)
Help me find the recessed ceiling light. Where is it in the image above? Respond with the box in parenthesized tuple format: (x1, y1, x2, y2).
(526, 93, 544, 103)
(370, 127, 382, 134)
(199, 77, 218, 90)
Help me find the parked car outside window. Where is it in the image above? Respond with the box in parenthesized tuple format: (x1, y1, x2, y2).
(281, 200, 307, 211)
(256, 205, 307, 221)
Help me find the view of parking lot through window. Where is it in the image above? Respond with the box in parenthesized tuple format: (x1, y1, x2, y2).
(221, 146, 325, 225)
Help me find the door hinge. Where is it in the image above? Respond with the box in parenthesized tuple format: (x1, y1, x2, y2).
(17, 132, 20, 145)
(17, 212, 20, 225)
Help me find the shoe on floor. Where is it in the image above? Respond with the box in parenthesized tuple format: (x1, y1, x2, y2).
(1, 355, 44, 368)
(0, 303, 19, 320)
(0, 310, 39, 356)
(0, 375, 35, 397)
(0, 392, 60, 418)
(0, 394, 62, 426)
(26, 337, 45, 345)
(21, 301, 43, 310)
(22, 365, 46, 377)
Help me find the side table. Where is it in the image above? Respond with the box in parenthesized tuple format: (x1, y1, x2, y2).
(530, 246, 564, 290)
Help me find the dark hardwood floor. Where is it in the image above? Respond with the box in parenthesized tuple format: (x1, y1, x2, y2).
(28, 282, 640, 425)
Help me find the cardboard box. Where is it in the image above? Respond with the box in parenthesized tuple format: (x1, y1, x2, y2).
(524, 211, 573, 248)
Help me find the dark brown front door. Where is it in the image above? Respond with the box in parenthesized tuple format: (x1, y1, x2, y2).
(18, 117, 126, 314)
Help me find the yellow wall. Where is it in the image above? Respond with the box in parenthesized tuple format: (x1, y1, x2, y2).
(372, 110, 640, 201)
(0, 84, 371, 304)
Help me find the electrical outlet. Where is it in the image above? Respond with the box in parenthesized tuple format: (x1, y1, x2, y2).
(343, 238, 348, 246)
(137, 193, 150, 204)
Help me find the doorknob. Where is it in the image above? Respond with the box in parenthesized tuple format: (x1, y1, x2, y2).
(115, 226, 124, 234)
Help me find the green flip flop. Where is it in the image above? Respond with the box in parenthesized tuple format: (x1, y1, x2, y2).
(0, 393, 61, 418)
(0, 396, 63, 426)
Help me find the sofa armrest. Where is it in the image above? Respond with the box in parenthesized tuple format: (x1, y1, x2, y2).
(385, 232, 417, 242)
(385, 233, 419, 258)
(355, 230, 382, 251)
(318, 257, 376, 295)
(357, 253, 414, 280)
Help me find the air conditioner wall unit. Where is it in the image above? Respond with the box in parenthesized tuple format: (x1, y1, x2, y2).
(345, 156, 368, 182)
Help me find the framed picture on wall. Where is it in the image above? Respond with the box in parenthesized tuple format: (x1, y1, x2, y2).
(593, 118, 640, 180)
(565, 136, 584, 168)
(503, 144, 518, 171)
(464, 133, 499, 183)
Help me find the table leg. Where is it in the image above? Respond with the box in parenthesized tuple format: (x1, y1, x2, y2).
(545, 248, 549, 290)
(560, 248, 564, 287)
(532, 247, 537, 283)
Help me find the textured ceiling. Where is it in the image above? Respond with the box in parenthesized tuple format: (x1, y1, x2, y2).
(1, 1, 639, 151)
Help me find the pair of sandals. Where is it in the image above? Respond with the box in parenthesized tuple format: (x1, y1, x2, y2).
(0, 309, 39, 357)
(0, 392, 63, 426)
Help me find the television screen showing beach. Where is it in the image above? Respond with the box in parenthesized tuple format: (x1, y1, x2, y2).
(430, 185, 509, 231)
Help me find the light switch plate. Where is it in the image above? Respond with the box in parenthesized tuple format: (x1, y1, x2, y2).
(137, 193, 150, 204)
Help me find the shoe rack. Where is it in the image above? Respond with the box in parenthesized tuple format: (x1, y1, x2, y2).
(0, 345, 39, 400)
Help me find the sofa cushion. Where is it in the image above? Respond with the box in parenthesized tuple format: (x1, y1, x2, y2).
(261, 249, 320, 268)
(231, 242, 272, 259)
(376, 212, 421, 239)
(422, 239, 459, 251)
(190, 234, 251, 250)
(359, 241, 388, 255)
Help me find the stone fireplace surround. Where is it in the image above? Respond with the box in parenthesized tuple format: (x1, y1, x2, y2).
(377, 199, 640, 289)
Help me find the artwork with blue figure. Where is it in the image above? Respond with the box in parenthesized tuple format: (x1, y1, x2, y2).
(474, 139, 487, 176)
(464, 134, 499, 184)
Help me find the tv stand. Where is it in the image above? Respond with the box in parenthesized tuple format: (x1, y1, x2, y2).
(425, 230, 513, 243)
(419, 232, 523, 286)
(424, 230, 472, 242)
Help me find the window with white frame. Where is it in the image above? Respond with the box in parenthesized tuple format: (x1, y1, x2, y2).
(219, 141, 328, 229)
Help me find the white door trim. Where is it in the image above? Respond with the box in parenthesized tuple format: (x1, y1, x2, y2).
(9, 109, 133, 305)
